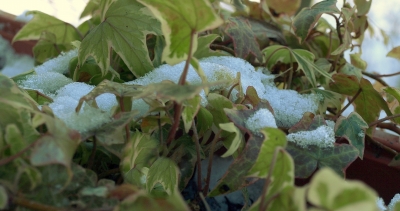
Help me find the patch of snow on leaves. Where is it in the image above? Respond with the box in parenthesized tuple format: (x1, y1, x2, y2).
(34, 48, 78, 74)
(245, 108, 277, 134)
(377, 198, 387, 211)
(287, 125, 335, 148)
(18, 72, 73, 94)
(388, 194, 400, 211)
(50, 82, 117, 133)
(126, 56, 319, 128)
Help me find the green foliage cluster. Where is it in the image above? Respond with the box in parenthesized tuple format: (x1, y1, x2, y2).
(2, 0, 400, 210)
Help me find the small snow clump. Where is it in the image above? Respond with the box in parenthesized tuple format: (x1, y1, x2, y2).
(287, 125, 335, 148)
(17, 72, 73, 94)
(388, 194, 400, 211)
(377, 198, 387, 211)
(34, 49, 78, 74)
(245, 108, 277, 133)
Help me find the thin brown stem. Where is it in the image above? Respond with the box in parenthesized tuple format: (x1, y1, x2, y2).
(326, 30, 333, 58)
(259, 148, 281, 211)
(191, 121, 203, 194)
(0, 138, 38, 166)
(369, 113, 400, 128)
(166, 30, 196, 144)
(13, 196, 67, 211)
(210, 44, 235, 56)
(203, 130, 221, 196)
(87, 136, 97, 170)
(227, 82, 239, 100)
(335, 88, 362, 119)
(372, 71, 400, 77)
(362, 71, 389, 87)
(327, 13, 343, 45)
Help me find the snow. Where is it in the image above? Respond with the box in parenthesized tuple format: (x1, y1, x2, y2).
(17, 72, 73, 94)
(34, 48, 77, 74)
(287, 125, 336, 148)
(388, 194, 400, 211)
(245, 108, 277, 134)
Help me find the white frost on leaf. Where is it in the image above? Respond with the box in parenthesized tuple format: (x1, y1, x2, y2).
(377, 197, 387, 211)
(245, 108, 277, 133)
(18, 72, 73, 94)
(388, 194, 400, 211)
(34, 49, 78, 74)
(287, 125, 335, 148)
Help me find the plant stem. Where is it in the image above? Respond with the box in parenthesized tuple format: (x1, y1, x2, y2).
(362, 71, 389, 87)
(0, 139, 38, 166)
(203, 130, 221, 196)
(368, 113, 400, 127)
(210, 44, 235, 56)
(87, 136, 97, 170)
(259, 148, 281, 211)
(335, 88, 362, 119)
(13, 196, 67, 211)
(166, 30, 196, 144)
(192, 121, 203, 193)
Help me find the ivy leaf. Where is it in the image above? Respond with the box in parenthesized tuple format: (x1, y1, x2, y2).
(248, 128, 288, 178)
(311, 88, 343, 114)
(335, 112, 368, 158)
(219, 122, 244, 158)
(182, 95, 201, 133)
(286, 143, 359, 178)
(308, 168, 378, 210)
(292, 0, 340, 43)
(30, 113, 81, 180)
(33, 32, 74, 64)
(193, 34, 228, 59)
(79, 0, 162, 77)
(206, 93, 234, 128)
(263, 45, 332, 87)
(147, 157, 179, 195)
(350, 53, 367, 71)
(138, 0, 223, 65)
(224, 17, 263, 62)
(121, 131, 159, 188)
(387, 46, 400, 60)
(383, 87, 400, 123)
(354, 0, 372, 16)
(329, 73, 392, 134)
(12, 11, 81, 44)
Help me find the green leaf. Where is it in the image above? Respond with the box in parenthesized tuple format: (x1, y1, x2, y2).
(311, 89, 342, 114)
(224, 17, 263, 62)
(12, 10, 81, 43)
(308, 168, 379, 211)
(219, 122, 244, 158)
(121, 131, 159, 188)
(248, 128, 288, 178)
(182, 95, 201, 133)
(33, 32, 74, 64)
(206, 93, 234, 128)
(350, 53, 367, 71)
(383, 87, 400, 123)
(79, 0, 162, 77)
(208, 134, 264, 196)
(139, 0, 223, 64)
(339, 62, 363, 81)
(335, 112, 368, 158)
(263, 45, 332, 87)
(354, 0, 372, 16)
(30, 114, 81, 170)
(5, 124, 25, 155)
(193, 34, 227, 59)
(147, 157, 179, 195)
(329, 73, 392, 134)
(196, 107, 213, 136)
(292, 0, 340, 43)
(249, 186, 307, 211)
(386, 46, 400, 60)
(286, 143, 359, 178)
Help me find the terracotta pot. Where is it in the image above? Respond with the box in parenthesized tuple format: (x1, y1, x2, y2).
(0, 11, 36, 56)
